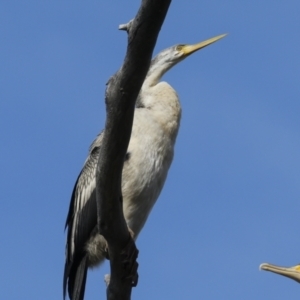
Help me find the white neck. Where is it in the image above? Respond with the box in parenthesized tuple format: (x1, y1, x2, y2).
(142, 60, 173, 88)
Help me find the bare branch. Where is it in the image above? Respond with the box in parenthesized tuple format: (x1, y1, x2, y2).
(118, 19, 134, 32)
(96, 0, 171, 299)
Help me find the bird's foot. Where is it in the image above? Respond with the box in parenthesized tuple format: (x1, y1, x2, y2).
(121, 235, 139, 287)
(103, 230, 138, 287)
(104, 227, 134, 260)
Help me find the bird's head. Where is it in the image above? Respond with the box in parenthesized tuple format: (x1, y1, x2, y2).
(146, 33, 227, 86)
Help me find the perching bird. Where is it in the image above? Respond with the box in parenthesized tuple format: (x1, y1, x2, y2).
(64, 33, 226, 300)
(260, 262, 300, 283)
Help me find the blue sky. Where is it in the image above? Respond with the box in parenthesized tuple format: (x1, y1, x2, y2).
(1, 1, 300, 299)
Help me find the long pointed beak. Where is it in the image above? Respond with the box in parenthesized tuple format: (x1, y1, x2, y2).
(260, 263, 300, 283)
(181, 33, 227, 56)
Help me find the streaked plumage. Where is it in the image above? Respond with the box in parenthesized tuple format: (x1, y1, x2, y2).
(64, 34, 226, 300)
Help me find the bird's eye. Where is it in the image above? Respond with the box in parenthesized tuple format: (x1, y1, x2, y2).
(176, 45, 184, 51)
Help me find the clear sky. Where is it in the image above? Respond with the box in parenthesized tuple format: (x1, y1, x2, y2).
(1, 1, 300, 299)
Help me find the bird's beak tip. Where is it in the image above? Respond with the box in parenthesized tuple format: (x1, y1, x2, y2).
(259, 263, 267, 271)
(182, 33, 227, 56)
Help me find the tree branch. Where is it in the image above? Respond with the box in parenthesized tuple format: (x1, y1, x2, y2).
(95, 1, 171, 299)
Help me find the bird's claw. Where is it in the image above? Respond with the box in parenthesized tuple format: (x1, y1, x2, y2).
(121, 236, 139, 287)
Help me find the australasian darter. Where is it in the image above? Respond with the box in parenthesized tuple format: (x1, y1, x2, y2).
(64, 34, 226, 300)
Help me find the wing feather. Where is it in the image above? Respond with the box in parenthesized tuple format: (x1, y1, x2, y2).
(64, 133, 103, 297)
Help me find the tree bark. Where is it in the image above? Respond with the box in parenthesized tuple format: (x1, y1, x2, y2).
(95, 1, 171, 299)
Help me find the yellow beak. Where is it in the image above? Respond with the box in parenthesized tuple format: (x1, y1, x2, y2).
(260, 263, 300, 283)
(181, 33, 227, 56)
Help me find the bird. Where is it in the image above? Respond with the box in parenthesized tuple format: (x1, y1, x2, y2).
(260, 262, 300, 283)
(63, 33, 226, 300)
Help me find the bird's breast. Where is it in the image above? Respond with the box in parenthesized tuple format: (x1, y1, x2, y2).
(121, 109, 179, 236)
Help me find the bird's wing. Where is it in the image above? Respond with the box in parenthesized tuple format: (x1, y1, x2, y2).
(64, 133, 103, 295)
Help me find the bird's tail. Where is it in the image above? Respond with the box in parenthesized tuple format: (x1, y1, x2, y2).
(64, 255, 88, 300)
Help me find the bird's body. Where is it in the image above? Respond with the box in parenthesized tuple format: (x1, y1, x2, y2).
(64, 34, 226, 300)
(120, 83, 181, 236)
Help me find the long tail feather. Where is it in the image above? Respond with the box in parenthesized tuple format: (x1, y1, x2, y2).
(64, 255, 88, 300)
